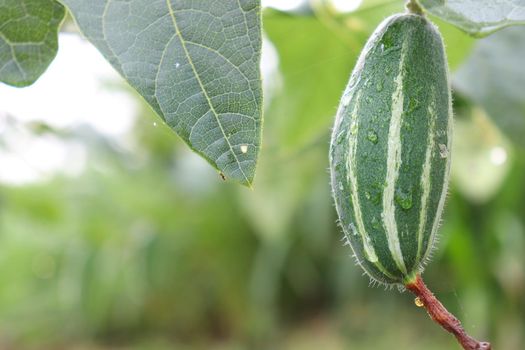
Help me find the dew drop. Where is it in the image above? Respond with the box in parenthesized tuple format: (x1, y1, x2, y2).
(341, 93, 352, 107)
(395, 188, 413, 210)
(371, 216, 381, 230)
(349, 223, 358, 236)
(367, 130, 378, 144)
(414, 297, 424, 307)
(153, 122, 158, 127)
(336, 130, 346, 145)
(240, 144, 248, 154)
(348, 77, 357, 89)
(438, 144, 448, 158)
(175, 62, 180, 68)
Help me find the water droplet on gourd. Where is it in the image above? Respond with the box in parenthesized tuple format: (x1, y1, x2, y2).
(153, 122, 158, 127)
(382, 34, 394, 50)
(371, 216, 381, 230)
(175, 62, 180, 68)
(336, 131, 346, 145)
(438, 144, 448, 158)
(365, 191, 371, 200)
(339, 182, 344, 191)
(342, 93, 352, 107)
(367, 130, 378, 144)
(349, 78, 357, 89)
(395, 188, 413, 210)
(240, 144, 248, 154)
(350, 223, 358, 236)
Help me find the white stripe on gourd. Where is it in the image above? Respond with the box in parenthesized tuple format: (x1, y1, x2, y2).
(346, 93, 396, 279)
(382, 40, 408, 276)
(424, 80, 453, 263)
(416, 95, 436, 263)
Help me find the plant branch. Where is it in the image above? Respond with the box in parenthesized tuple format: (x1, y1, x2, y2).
(405, 274, 491, 350)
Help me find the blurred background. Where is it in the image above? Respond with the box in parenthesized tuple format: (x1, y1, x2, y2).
(0, 0, 524, 349)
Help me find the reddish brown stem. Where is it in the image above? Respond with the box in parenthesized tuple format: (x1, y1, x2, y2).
(405, 274, 491, 350)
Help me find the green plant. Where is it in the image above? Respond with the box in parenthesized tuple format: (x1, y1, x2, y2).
(2, 0, 525, 349)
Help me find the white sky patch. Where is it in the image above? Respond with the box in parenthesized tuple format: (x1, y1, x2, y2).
(0, 33, 137, 137)
(0, 33, 136, 185)
(0, 119, 87, 186)
(262, 0, 305, 11)
(261, 36, 281, 109)
(330, 0, 363, 13)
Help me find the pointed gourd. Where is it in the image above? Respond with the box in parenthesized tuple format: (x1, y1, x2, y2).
(329, 13, 452, 286)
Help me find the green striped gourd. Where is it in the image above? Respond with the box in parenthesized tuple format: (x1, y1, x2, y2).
(329, 13, 452, 286)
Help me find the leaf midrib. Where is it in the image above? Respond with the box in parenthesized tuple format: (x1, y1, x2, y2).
(165, 0, 250, 184)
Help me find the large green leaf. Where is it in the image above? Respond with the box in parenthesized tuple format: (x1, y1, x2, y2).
(60, 0, 263, 186)
(0, 0, 65, 87)
(453, 27, 525, 147)
(419, 0, 525, 37)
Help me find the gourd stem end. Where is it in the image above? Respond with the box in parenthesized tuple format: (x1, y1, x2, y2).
(405, 0, 424, 16)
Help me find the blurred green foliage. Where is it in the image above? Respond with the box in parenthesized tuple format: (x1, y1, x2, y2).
(0, 1, 524, 349)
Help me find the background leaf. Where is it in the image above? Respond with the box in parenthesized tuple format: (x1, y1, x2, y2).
(453, 27, 525, 147)
(262, 0, 403, 153)
(60, 0, 263, 186)
(419, 0, 525, 37)
(0, 0, 65, 87)
(263, 12, 355, 151)
(451, 104, 512, 204)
